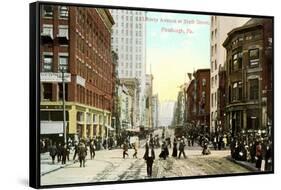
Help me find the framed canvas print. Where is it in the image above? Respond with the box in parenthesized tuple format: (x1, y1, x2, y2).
(29, 1, 274, 188)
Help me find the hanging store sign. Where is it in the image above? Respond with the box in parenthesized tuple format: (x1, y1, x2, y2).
(76, 75, 86, 87)
(40, 72, 71, 83)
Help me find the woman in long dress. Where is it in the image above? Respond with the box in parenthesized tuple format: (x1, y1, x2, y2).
(172, 138, 178, 157)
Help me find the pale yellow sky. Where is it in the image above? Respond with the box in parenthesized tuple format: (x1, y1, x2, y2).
(147, 47, 209, 103)
(146, 12, 210, 103)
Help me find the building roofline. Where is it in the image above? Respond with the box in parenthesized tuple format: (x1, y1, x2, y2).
(223, 22, 263, 47)
(104, 9, 115, 25)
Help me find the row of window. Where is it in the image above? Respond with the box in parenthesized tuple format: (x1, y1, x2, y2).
(42, 53, 113, 95)
(76, 85, 111, 110)
(111, 13, 144, 22)
(228, 79, 259, 103)
(229, 48, 260, 73)
(76, 35, 112, 75)
(110, 9, 143, 15)
(112, 45, 143, 54)
(75, 9, 111, 61)
(120, 61, 143, 69)
(211, 29, 217, 41)
(76, 32, 111, 64)
(41, 82, 111, 110)
(211, 16, 217, 27)
(119, 70, 142, 78)
(231, 32, 262, 46)
(42, 54, 69, 72)
(211, 92, 218, 108)
(210, 79, 259, 109)
(76, 59, 112, 95)
(42, 5, 68, 19)
(211, 60, 217, 73)
(42, 24, 69, 39)
(112, 37, 143, 45)
(112, 28, 143, 37)
(211, 75, 218, 88)
(115, 22, 143, 29)
(211, 44, 217, 57)
(42, 83, 68, 101)
(74, 12, 114, 93)
(119, 53, 143, 61)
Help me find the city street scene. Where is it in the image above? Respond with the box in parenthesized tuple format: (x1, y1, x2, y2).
(39, 4, 273, 186)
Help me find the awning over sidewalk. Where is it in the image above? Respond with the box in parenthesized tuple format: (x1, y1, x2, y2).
(40, 121, 64, 135)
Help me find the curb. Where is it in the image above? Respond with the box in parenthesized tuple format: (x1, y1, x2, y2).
(226, 156, 258, 172)
(41, 161, 77, 176)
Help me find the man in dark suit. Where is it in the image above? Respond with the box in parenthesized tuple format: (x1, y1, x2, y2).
(56, 143, 62, 162)
(49, 143, 57, 164)
(89, 141, 96, 159)
(77, 142, 87, 167)
(178, 137, 187, 159)
(123, 142, 129, 158)
(61, 144, 68, 165)
(143, 143, 155, 177)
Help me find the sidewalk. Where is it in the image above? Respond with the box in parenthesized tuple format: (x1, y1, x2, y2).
(40, 152, 76, 176)
(226, 156, 258, 172)
(40, 147, 125, 176)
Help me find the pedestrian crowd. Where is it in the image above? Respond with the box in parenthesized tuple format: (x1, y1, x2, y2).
(44, 138, 98, 168)
(230, 136, 272, 171)
(141, 133, 189, 177)
(41, 130, 272, 178)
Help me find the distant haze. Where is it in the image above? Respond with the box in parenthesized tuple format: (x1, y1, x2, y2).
(158, 100, 175, 127)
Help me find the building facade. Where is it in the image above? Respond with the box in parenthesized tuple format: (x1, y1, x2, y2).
(120, 78, 140, 128)
(223, 18, 273, 138)
(217, 65, 227, 135)
(40, 5, 115, 141)
(145, 74, 153, 128)
(151, 94, 159, 128)
(172, 90, 185, 127)
(185, 80, 195, 126)
(118, 84, 133, 129)
(210, 16, 250, 134)
(109, 9, 147, 126)
(185, 69, 210, 134)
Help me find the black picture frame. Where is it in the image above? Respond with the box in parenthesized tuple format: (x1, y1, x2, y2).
(30, 1, 274, 189)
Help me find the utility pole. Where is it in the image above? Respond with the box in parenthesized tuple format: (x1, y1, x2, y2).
(62, 69, 67, 145)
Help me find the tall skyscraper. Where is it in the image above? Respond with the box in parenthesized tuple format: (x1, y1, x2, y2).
(110, 9, 147, 126)
(210, 16, 250, 134)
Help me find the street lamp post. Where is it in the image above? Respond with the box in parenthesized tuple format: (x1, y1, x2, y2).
(101, 94, 108, 149)
(106, 112, 109, 149)
(62, 69, 67, 145)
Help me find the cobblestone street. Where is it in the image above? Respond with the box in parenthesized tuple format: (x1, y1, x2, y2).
(41, 145, 251, 186)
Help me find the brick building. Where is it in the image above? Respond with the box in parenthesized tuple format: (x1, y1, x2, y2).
(216, 65, 227, 134)
(40, 5, 115, 141)
(185, 80, 195, 125)
(185, 69, 210, 134)
(223, 18, 273, 138)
